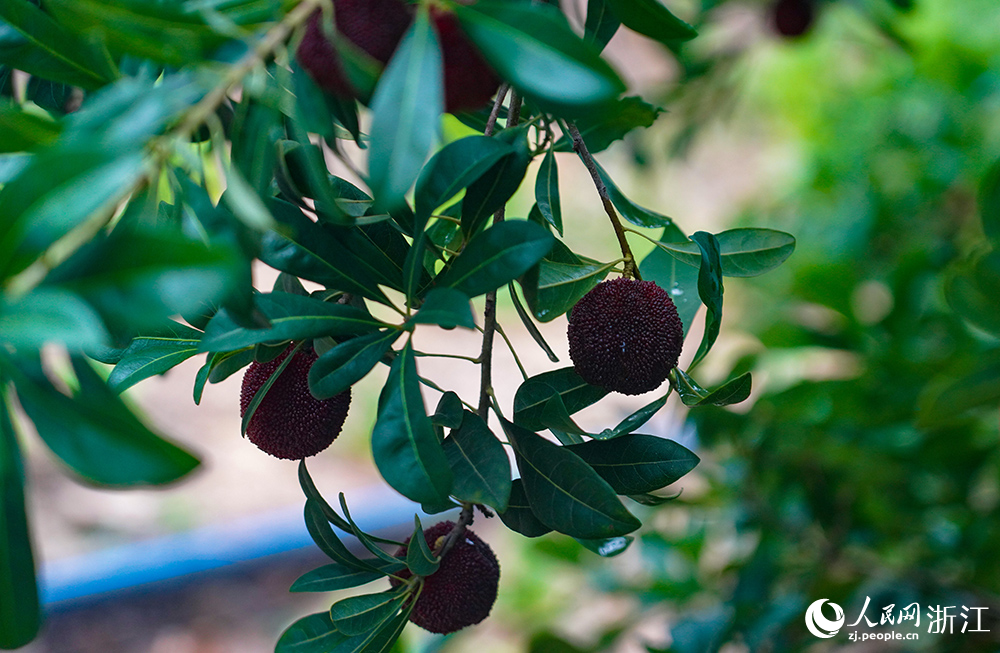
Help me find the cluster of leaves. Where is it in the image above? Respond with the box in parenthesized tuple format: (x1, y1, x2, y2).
(0, 0, 798, 650)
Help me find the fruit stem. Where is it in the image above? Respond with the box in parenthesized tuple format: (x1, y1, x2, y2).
(435, 501, 475, 560)
(565, 121, 641, 281)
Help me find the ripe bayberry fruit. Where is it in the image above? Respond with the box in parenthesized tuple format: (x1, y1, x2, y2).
(240, 345, 350, 460)
(296, 0, 500, 113)
(771, 0, 816, 38)
(390, 521, 500, 634)
(567, 278, 684, 396)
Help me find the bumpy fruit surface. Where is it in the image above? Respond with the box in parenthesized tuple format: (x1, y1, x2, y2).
(296, 0, 499, 113)
(568, 278, 683, 396)
(240, 345, 350, 460)
(390, 521, 500, 634)
(771, 0, 815, 37)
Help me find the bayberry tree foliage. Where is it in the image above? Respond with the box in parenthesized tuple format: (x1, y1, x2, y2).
(0, 0, 796, 649)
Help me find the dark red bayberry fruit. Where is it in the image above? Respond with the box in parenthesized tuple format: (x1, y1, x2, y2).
(772, 0, 816, 38)
(296, 0, 500, 113)
(240, 345, 350, 460)
(568, 278, 684, 396)
(390, 521, 500, 634)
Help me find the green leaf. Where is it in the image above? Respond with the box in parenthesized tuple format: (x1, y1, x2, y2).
(498, 479, 552, 537)
(337, 493, 405, 566)
(509, 281, 560, 362)
(454, 0, 626, 116)
(981, 157, 1000, 245)
(409, 288, 476, 330)
(200, 292, 383, 352)
(309, 330, 400, 400)
(503, 418, 640, 539)
(275, 611, 346, 653)
(108, 324, 204, 393)
(7, 356, 199, 487)
(303, 499, 385, 574)
(0, 288, 108, 351)
(442, 411, 512, 511)
(677, 371, 752, 407)
(290, 563, 385, 593)
(604, 0, 697, 45)
(595, 393, 668, 439)
(639, 226, 700, 336)
(299, 461, 404, 547)
(435, 220, 554, 297)
(0, 388, 39, 649)
(406, 515, 440, 576)
(556, 97, 661, 154)
(535, 149, 563, 235)
(431, 391, 465, 429)
(414, 135, 514, 220)
(0, 101, 61, 153)
(368, 6, 443, 210)
(689, 231, 723, 368)
(371, 342, 453, 505)
(596, 163, 683, 233)
(945, 250, 1000, 337)
(566, 434, 700, 494)
(520, 257, 616, 322)
(576, 535, 633, 557)
(330, 588, 408, 637)
(206, 348, 255, 384)
(919, 354, 1000, 427)
(652, 228, 797, 278)
(260, 198, 393, 305)
(584, 0, 621, 51)
(0, 0, 116, 89)
(513, 367, 608, 432)
(461, 128, 532, 236)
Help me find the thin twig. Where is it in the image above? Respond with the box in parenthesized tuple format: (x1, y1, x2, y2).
(434, 502, 476, 560)
(565, 121, 640, 280)
(484, 84, 510, 136)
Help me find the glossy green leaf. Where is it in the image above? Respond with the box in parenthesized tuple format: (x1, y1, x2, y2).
(0, 102, 61, 153)
(431, 391, 464, 429)
(584, 0, 621, 51)
(513, 367, 608, 432)
(368, 7, 443, 210)
(576, 535, 634, 557)
(303, 499, 384, 574)
(308, 330, 400, 400)
(605, 0, 697, 45)
(300, 461, 404, 547)
(200, 292, 383, 352)
(206, 348, 255, 384)
(337, 494, 405, 566)
(520, 257, 616, 323)
(0, 288, 108, 351)
(435, 220, 554, 297)
(414, 135, 514, 220)
(409, 288, 476, 330)
(454, 0, 625, 116)
(945, 250, 1000, 337)
(442, 411, 512, 511)
(371, 342, 453, 505)
(406, 515, 440, 577)
(0, 389, 39, 649)
(981, 157, 1000, 244)
(498, 479, 553, 537)
(566, 434, 700, 494)
(509, 282, 560, 362)
(0, 0, 116, 89)
(7, 356, 199, 487)
(690, 231, 723, 368)
(675, 371, 752, 407)
(596, 162, 682, 233)
(503, 418, 640, 539)
(330, 588, 408, 637)
(290, 563, 385, 593)
(653, 228, 797, 278)
(107, 332, 201, 394)
(535, 149, 563, 235)
(275, 611, 345, 653)
(260, 198, 393, 304)
(639, 227, 700, 336)
(540, 395, 590, 439)
(461, 129, 532, 236)
(556, 97, 661, 153)
(595, 394, 669, 440)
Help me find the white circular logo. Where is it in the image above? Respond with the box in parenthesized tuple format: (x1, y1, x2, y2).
(805, 599, 845, 638)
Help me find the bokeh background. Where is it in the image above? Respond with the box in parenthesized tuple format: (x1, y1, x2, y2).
(18, 0, 1000, 651)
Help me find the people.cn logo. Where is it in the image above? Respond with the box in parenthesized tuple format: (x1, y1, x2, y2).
(805, 599, 845, 638)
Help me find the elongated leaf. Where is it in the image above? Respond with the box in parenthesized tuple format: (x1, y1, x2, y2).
(240, 341, 302, 436)
(520, 257, 616, 322)
(595, 393, 668, 439)
(596, 163, 682, 233)
(535, 149, 563, 235)
(585, 0, 620, 50)
(406, 515, 440, 576)
(0, 287, 108, 351)
(409, 288, 476, 330)
(108, 328, 202, 393)
(200, 292, 383, 352)
(299, 461, 405, 547)
(540, 395, 590, 439)
(414, 135, 513, 220)
(556, 96, 661, 154)
(981, 157, 1000, 244)
(605, 0, 697, 45)
(639, 226, 701, 336)
(303, 499, 384, 574)
(503, 419, 640, 539)
(461, 129, 532, 236)
(945, 250, 1000, 337)
(498, 479, 552, 537)
(690, 231, 723, 368)
(275, 611, 346, 653)
(309, 330, 400, 400)
(454, 1, 625, 116)
(513, 367, 608, 432)
(0, 388, 39, 649)
(337, 494, 404, 566)
(290, 563, 385, 593)
(0, 102, 61, 153)
(369, 7, 443, 210)
(442, 411, 512, 511)
(330, 587, 408, 636)
(371, 342, 453, 505)
(653, 228, 796, 278)
(567, 434, 699, 494)
(431, 391, 464, 429)
(7, 356, 198, 487)
(436, 220, 554, 297)
(509, 282, 559, 362)
(919, 354, 1000, 427)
